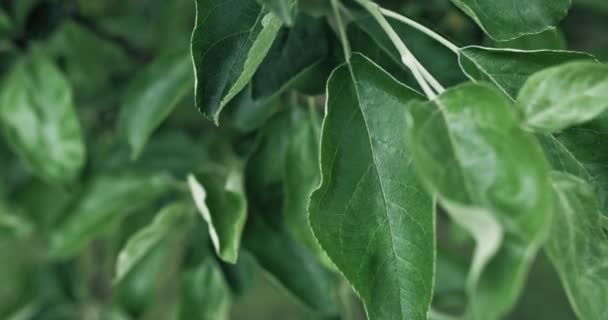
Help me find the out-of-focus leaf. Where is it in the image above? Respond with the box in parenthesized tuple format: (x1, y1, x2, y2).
(119, 52, 192, 159)
(191, 0, 282, 123)
(546, 172, 608, 320)
(458, 46, 594, 98)
(309, 53, 435, 320)
(450, 0, 570, 40)
(494, 28, 566, 50)
(283, 106, 324, 259)
(188, 161, 247, 264)
(405, 83, 553, 320)
(0, 8, 11, 34)
(114, 202, 191, 284)
(0, 50, 85, 184)
(49, 174, 174, 258)
(517, 61, 608, 133)
(179, 258, 232, 320)
(261, 0, 297, 26)
(243, 211, 338, 317)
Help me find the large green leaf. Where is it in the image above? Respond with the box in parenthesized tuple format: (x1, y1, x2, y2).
(118, 52, 193, 159)
(546, 172, 608, 320)
(49, 174, 174, 258)
(309, 53, 435, 320)
(114, 202, 191, 284)
(261, 0, 297, 26)
(191, 0, 282, 123)
(494, 28, 566, 51)
(179, 258, 232, 320)
(188, 161, 247, 264)
(405, 83, 553, 319)
(0, 50, 85, 184)
(243, 211, 338, 316)
(458, 46, 594, 98)
(517, 61, 608, 133)
(450, 0, 570, 40)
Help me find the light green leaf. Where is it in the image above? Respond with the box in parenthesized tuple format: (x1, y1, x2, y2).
(0, 50, 85, 184)
(243, 211, 338, 316)
(114, 202, 190, 284)
(405, 83, 553, 319)
(118, 52, 193, 160)
(546, 172, 608, 320)
(458, 46, 594, 98)
(517, 61, 608, 133)
(309, 53, 435, 320)
(187, 163, 247, 264)
(450, 0, 570, 40)
(50, 174, 174, 258)
(191, 0, 282, 123)
(261, 0, 297, 26)
(179, 258, 232, 320)
(494, 28, 567, 51)
(283, 106, 324, 259)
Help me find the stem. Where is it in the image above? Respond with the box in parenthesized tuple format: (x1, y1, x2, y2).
(356, 0, 438, 99)
(380, 8, 460, 54)
(331, 0, 351, 63)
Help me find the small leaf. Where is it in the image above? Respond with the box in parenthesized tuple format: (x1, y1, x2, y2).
(309, 53, 435, 320)
(118, 52, 193, 160)
(50, 174, 174, 258)
(243, 211, 338, 316)
(114, 202, 190, 284)
(517, 61, 608, 133)
(450, 0, 570, 40)
(191, 0, 282, 123)
(179, 258, 232, 320)
(458, 46, 594, 98)
(546, 172, 608, 320)
(188, 163, 247, 264)
(0, 50, 85, 184)
(405, 83, 553, 319)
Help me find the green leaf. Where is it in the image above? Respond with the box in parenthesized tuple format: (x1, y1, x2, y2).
(493, 28, 566, 50)
(243, 211, 338, 316)
(517, 61, 608, 133)
(191, 0, 282, 123)
(458, 46, 594, 99)
(0, 50, 85, 184)
(450, 0, 570, 40)
(187, 163, 247, 264)
(114, 202, 191, 284)
(283, 106, 325, 259)
(50, 174, 174, 258)
(309, 53, 435, 320)
(261, 0, 297, 26)
(546, 172, 608, 320)
(179, 258, 232, 320)
(404, 83, 553, 319)
(118, 52, 193, 160)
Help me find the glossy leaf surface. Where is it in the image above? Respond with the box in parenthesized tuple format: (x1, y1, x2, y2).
(518, 61, 608, 133)
(309, 54, 435, 320)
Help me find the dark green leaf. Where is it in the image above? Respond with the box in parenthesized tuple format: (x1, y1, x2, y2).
(243, 211, 338, 316)
(309, 53, 435, 320)
(118, 52, 193, 159)
(0, 50, 85, 184)
(191, 0, 282, 123)
(517, 61, 608, 133)
(459, 46, 595, 99)
(50, 174, 174, 258)
(546, 172, 608, 320)
(114, 202, 191, 284)
(188, 161, 247, 264)
(450, 0, 570, 40)
(405, 83, 553, 319)
(179, 258, 232, 320)
(494, 28, 566, 50)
